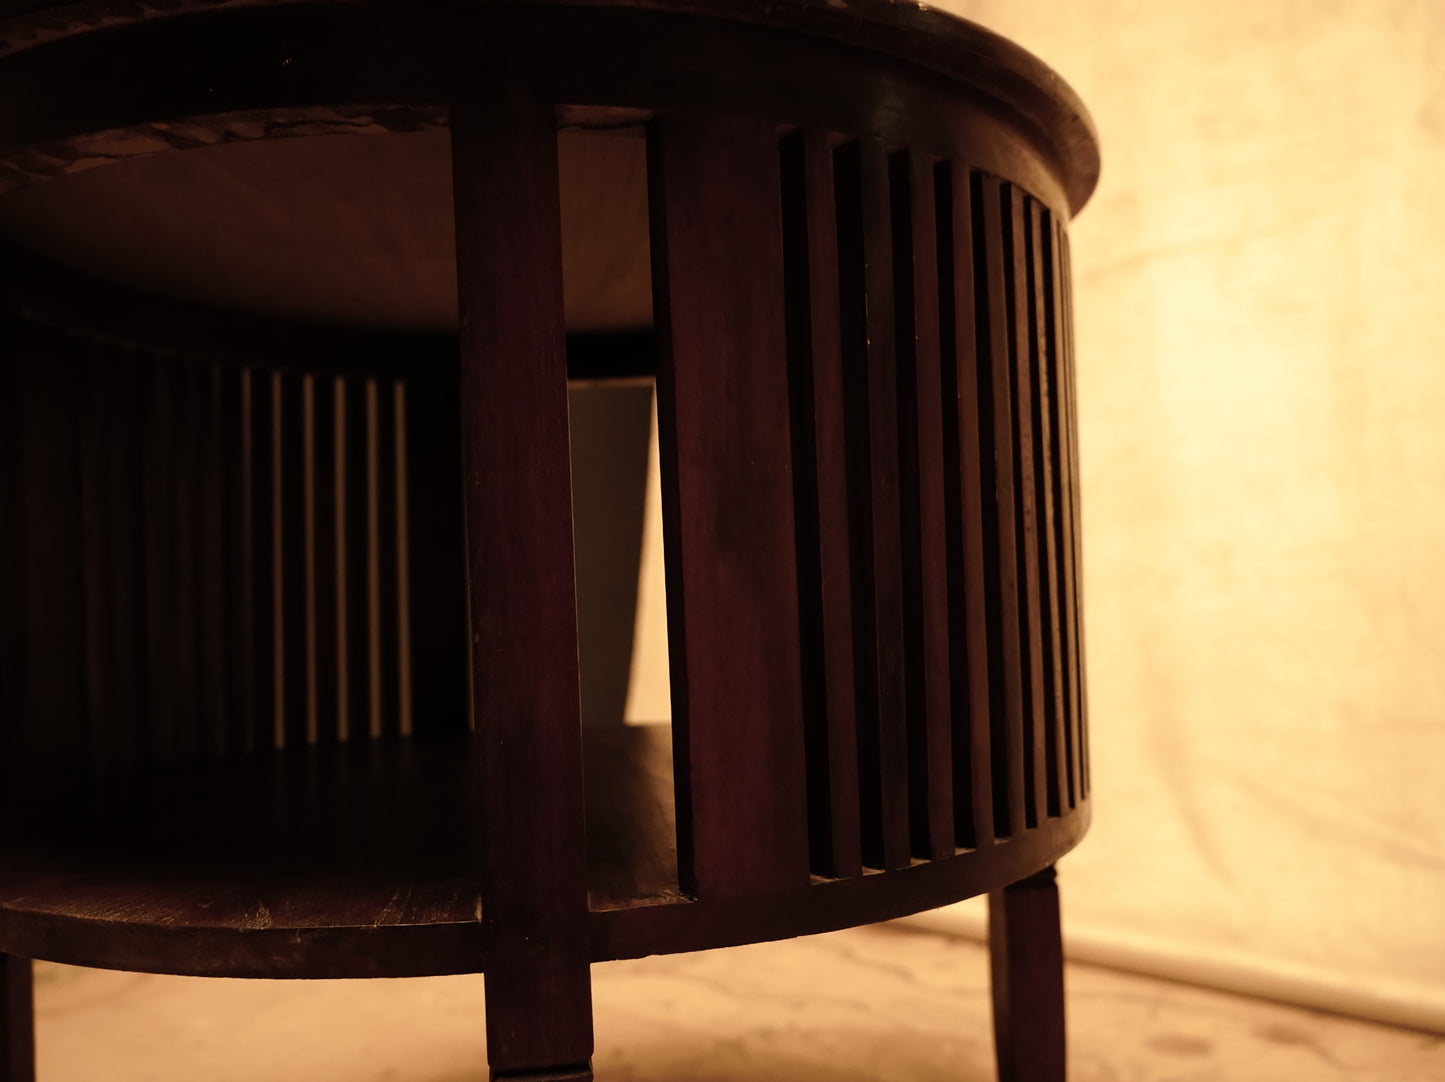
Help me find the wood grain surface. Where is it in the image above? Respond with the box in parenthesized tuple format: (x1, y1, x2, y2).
(648, 114, 810, 900)
(451, 91, 592, 1076)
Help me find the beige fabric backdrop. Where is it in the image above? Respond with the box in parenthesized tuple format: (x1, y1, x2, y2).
(629, 0, 1445, 1030)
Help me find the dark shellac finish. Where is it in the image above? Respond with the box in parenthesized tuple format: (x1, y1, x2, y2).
(0, 1, 1097, 1079)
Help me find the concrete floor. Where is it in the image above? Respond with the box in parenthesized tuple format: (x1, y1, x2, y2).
(34, 922, 1445, 1081)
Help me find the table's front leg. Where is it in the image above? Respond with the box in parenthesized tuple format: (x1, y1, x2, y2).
(989, 865, 1067, 1082)
(452, 91, 594, 1082)
(1, 953, 33, 1082)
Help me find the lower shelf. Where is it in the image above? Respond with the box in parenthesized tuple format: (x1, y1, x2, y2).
(0, 725, 681, 977)
(0, 723, 1089, 978)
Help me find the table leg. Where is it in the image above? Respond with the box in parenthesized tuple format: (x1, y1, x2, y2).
(989, 865, 1066, 1082)
(1, 954, 34, 1082)
(451, 87, 594, 1082)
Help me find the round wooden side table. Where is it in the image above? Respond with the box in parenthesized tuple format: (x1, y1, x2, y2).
(0, 2, 1098, 1079)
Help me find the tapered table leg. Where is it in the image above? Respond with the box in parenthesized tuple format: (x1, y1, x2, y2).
(989, 866, 1066, 1082)
(1, 955, 34, 1082)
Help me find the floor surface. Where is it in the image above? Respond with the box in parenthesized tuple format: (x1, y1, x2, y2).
(33, 922, 1445, 1081)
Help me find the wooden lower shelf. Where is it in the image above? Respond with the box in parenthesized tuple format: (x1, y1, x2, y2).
(0, 725, 682, 978)
(0, 722, 1088, 979)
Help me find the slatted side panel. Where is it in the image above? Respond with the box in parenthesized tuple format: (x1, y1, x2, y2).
(219, 366, 419, 751)
(772, 142, 1088, 878)
(0, 320, 460, 795)
(648, 114, 811, 899)
(966, 177, 1089, 827)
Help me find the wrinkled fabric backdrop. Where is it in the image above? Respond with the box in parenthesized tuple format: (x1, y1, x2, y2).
(627, 0, 1445, 1031)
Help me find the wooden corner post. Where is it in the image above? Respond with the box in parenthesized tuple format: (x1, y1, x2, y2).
(451, 92, 594, 1082)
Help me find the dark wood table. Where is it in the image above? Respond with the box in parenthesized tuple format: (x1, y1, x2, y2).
(0, 2, 1098, 1078)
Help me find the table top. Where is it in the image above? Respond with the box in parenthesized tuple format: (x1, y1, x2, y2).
(0, 0, 1098, 212)
(0, 0, 1097, 334)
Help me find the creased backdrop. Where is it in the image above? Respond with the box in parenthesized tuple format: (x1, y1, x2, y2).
(628, 0, 1445, 1030)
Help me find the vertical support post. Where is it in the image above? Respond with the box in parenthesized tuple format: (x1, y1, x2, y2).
(988, 866, 1066, 1082)
(0, 954, 34, 1082)
(452, 93, 593, 1082)
(647, 115, 810, 900)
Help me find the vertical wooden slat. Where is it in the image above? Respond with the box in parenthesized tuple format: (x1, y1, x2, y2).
(403, 367, 468, 739)
(172, 355, 204, 761)
(340, 374, 370, 743)
(1059, 228, 1090, 797)
(0, 953, 34, 1082)
(106, 348, 147, 776)
(1031, 202, 1067, 819)
(393, 381, 414, 738)
(301, 373, 320, 746)
(452, 94, 593, 1077)
(973, 174, 1025, 839)
(310, 374, 340, 745)
(372, 378, 401, 739)
(199, 364, 228, 758)
(940, 161, 992, 850)
(276, 371, 309, 749)
(363, 378, 383, 740)
(1049, 221, 1080, 809)
(22, 330, 88, 787)
(648, 114, 810, 896)
(893, 147, 954, 861)
(245, 367, 276, 755)
(0, 320, 28, 807)
(81, 342, 113, 779)
(221, 365, 253, 757)
(780, 129, 863, 880)
(1005, 188, 1048, 831)
(835, 136, 911, 871)
(143, 353, 177, 765)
